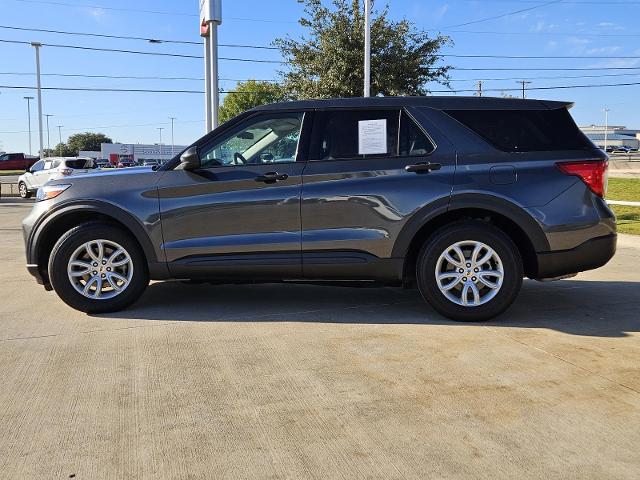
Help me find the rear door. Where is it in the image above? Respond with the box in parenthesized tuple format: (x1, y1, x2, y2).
(158, 110, 310, 279)
(300, 107, 456, 279)
(31, 158, 57, 188)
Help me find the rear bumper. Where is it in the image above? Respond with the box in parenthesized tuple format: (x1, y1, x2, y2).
(533, 233, 616, 279)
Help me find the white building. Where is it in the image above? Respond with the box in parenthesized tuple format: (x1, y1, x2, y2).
(580, 125, 640, 149)
(97, 143, 188, 165)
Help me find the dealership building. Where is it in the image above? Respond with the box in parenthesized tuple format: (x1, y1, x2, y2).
(580, 125, 640, 149)
(80, 143, 188, 165)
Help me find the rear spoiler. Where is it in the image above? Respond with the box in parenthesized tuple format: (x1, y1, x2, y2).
(541, 100, 575, 110)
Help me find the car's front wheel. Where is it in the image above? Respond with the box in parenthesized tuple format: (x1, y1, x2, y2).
(18, 181, 31, 199)
(48, 222, 149, 313)
(417, 221, 523, 321)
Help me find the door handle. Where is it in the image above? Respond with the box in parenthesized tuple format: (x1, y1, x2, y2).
(255, 172, 289, 183)
(405, 162, 442, 174)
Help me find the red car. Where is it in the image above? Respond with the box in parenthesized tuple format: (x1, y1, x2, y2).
(0, 153, 39, 171)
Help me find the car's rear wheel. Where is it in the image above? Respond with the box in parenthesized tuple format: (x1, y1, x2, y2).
(48, 222, 149, 313)
(18, 181, 31, 199)
(416, 221, 523, 321)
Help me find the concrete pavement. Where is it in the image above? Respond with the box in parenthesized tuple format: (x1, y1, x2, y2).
(0, 199, 639, 479)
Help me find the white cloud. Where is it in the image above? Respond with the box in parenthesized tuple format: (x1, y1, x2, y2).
(86, 7, 107, 22)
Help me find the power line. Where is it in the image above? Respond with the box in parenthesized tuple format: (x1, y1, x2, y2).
(442, 0, 564, 28)
(6, 37, 640, 62)
(2, 80, 640, 95)
(0, 24, 280, 49)
(4, 70, 640, 84)
(455, 66, 640, 71)
(0, 38, 283, 62)
(445, 29, 640, 38)
(9, 0, 298, 22)
(0, 72, 278, 82)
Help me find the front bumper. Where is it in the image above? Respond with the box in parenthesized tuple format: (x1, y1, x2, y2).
(533, 233, 617, 279)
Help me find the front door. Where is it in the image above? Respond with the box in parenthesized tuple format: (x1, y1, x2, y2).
(158, 111, 309, 279)
(300, 107, 456, 280)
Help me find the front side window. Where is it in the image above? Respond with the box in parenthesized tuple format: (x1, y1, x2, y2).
(309, 109, 400, 161)
(0, 154, 8, 161)
(200, 113, 303, 168)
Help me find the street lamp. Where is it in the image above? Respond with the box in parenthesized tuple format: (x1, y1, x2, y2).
(158, 127, 164, 146)
(364, 0, 371, 97)
(45, 114, 53, 153)
(24, 96, 34, 155)
(57, 125, 63, 156)
(169, 117, 176, 156)
(604, 108, 610, 152)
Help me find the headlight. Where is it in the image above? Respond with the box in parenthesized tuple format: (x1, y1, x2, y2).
(36, 184, 71, 202)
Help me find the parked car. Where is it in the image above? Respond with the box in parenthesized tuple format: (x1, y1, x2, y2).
(0, 152, 39, 171)
(116, 160, 135, 168)
(95, 159, 110, 168)
(612, 146, 631, 153)
(18, 157, 98, 198)
(142, 159, 159, 167)
(22, 97, 616, 321)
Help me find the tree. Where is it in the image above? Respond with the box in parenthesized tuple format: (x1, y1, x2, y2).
(65, 132, 113, 155)
(219, 80, 287, 123)
(274, 0, 452, 99)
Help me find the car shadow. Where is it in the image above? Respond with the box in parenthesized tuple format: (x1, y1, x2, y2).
(95, 278, 640, 338)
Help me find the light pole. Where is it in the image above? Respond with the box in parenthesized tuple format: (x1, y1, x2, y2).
(24, 96, 34, 155)
(57, 125, 63, 156)
(45, 114, 53, 153)
(31, 42, 44, 158)
(158, 127, 164, 146)
(169, 117, 176, 156)
(200, 0, 222, 132)
(604, 107, 610, 152)
(364, 0, 371, 97)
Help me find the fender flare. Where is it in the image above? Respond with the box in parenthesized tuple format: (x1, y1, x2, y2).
(391, 193, 549, 258)
(28, 200, 159, 265)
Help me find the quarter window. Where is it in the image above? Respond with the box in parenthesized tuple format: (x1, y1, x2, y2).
(200, 113, 303, 168)
(309, 109, 399, 160)
(30, 160, 44, 172)
(399, 112, 435, 157)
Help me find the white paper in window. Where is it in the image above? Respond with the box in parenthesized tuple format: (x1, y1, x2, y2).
(358, 119, 387, 155)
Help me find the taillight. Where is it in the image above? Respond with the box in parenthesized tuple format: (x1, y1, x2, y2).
(59, 168, 73, 176)
(556, 160, 608, 198)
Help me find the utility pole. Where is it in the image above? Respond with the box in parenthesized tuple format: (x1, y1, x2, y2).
(31, 42, 44, 158)
(158, 127, 164, 146)
(57, 125, 63, 156)
(44, 114, 53, 153)
(517, 80, 532, 99)
(604, 107, 610, 152)
(200, 0, 222, 132)
(364, 0, 371, 97)
(477, 80, 483, 97)
(24, 96, 34, 155)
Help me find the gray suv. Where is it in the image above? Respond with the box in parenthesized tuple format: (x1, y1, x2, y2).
(22, 97, 616, 321)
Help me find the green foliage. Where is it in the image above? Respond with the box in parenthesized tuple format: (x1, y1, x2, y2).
(66, 132, 113, 154)
(274, 0, 452, 99)
(48, 132, 112, 156)
(219, 80, 287, 123)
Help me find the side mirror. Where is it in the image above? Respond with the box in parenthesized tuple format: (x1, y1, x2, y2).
(177, 147, 200, 171)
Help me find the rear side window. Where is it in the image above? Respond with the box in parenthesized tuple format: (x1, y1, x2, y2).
(445, 108, 592, 152)
(65, 158, 96, 169)
(309, 109, 399, 160)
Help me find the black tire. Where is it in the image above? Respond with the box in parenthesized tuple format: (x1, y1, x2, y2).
(48, 222, 149, 313)
(18, 181, 31, 199)
(416, 221, 523, 322)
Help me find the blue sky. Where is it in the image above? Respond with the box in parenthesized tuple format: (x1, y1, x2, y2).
(0, 0, 639, 154)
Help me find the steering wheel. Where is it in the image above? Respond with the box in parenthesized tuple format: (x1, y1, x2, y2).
(233, 152, 247, 165)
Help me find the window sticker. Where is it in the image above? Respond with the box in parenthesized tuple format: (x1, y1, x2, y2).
(358, 119, 387, 155)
